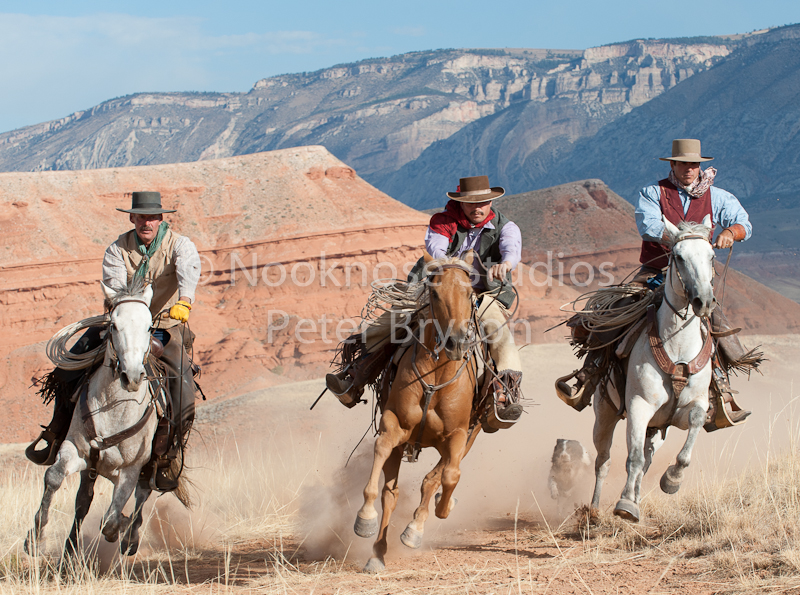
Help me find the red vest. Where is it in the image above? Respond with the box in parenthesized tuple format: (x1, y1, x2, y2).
(639, 179, 713, 269)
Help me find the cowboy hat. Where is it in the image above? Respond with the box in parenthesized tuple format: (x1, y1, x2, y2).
(116, 191, 176, 214)
(446, 175, 505, 202)
(659, 139, 714, 162)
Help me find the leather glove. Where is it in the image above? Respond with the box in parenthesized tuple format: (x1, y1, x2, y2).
(169, 300, 192, 322)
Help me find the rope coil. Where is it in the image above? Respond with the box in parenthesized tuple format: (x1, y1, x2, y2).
(46, 315, 109, 370)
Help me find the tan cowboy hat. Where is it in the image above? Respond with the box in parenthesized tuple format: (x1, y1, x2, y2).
(446, 175, 505, 202)
(659, 139, 714, 163)
(116, 191, 176, 214)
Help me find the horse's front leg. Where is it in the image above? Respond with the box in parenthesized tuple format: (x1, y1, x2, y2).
(614, 397, 654, 523)
(660, 401, 706, 494)
(63, 469, 97, 560)
(363, 446, 403, 574)
(355, 410, 405, 539)
(591, 389, 621, 511)
(121, 482, 152, 556)
(101, 466, 140, 543)
(434, 427, 468, 519)
(401, 458, 444, 549)
(25, 441, 87, 555)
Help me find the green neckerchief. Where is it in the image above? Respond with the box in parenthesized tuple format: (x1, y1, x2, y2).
(133, 221, 169, 281)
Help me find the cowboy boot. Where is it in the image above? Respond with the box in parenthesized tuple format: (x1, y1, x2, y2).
(26, 398, 71, 466)
(495, 370, 523, 421)
(325, 370, 363, 408)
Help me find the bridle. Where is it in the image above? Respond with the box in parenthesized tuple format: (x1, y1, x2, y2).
(664, 233, 714, 321)
(104, 298, 154, 376)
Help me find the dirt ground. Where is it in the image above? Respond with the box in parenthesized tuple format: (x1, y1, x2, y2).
(7, 336, 800, 594)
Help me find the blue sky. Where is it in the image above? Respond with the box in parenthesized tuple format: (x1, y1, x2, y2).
(1, 0, 799, 134)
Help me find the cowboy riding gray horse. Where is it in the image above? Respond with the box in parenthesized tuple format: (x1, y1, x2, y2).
(26, 191, 201, 491)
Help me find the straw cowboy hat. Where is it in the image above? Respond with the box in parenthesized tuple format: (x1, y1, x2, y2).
(659, 139, 714, 163)
(446, 175, 505, 202)
(116, 191, 176, 214)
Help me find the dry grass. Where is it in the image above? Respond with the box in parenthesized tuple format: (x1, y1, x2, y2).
(5, 410, 800, 593)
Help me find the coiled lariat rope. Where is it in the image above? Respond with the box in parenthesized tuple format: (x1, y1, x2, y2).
(560, 286, 658, 350)
(46, 315, 110, 370)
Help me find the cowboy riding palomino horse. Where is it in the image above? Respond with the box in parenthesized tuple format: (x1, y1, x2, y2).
(354, 253, 501, 573)
(591, 216, 717, 522)
(25, 280, 189, 559)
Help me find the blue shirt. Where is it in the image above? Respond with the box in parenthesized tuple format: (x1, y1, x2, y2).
(635, 183, 752, 243)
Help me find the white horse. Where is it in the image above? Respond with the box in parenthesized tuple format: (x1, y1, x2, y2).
(25, 280, 181, 559)
(591, 215, 716, 522)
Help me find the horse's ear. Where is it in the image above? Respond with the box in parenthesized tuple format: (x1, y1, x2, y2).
(462, 250, 475, 269)
(142, 283, 154, 306)
(701, 214, 712, 232)
(423, 251, 434, 264)
(100, 281, 117, 301)
(662, 215, 679, 244)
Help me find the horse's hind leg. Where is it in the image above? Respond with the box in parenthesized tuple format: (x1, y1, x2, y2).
(590, 392, 620, 511)
(25, 441, 86, 555)
(434, 428, 468, 519)
(635, 428, 666, 502)
(101, 467, 139, 543)
(363, 446, 403, 574)
(63, 469, 97, 560)
(401, 458, 444, 549)
(355, 411, 404, 539)
(121, 482, 151, 556)
(660, 403, 705, 495)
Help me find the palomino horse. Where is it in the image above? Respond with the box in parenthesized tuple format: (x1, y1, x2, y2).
(354, 253, 487, 573)
(591, 216, 716, 522)
(25, 280, 185, 559)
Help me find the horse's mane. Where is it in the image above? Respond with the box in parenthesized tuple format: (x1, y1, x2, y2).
(669, 221, 711, 247)
(422, 256, 471, 275)
(104, 276, 148, 311)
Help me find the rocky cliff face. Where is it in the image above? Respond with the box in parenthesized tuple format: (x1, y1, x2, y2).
(0, 35, 741, 190)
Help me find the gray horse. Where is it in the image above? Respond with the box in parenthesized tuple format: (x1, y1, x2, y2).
(25, 280, 188, 559)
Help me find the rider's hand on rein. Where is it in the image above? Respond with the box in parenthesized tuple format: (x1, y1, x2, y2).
(169, 300, 192, 322)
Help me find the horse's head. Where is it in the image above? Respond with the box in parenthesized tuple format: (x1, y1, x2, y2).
(663, 215, 716, 318)
(423, 252, 476, 361)
(100, 280, 154, 392)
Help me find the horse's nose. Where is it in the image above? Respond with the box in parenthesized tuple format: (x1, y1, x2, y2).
(691, 295, 716, 318)
(120, 370, 144, 392)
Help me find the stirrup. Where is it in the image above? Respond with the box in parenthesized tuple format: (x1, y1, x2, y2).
(555, 370, 590, 411)
(704, 392, 751, 432)
(325, 373, 362, 409)
(25, 429, 62, 466)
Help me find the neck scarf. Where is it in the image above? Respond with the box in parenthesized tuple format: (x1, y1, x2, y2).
(669, 166, 717, 198)
(429, 200, 496, 240)
(134, 221, 169, 281)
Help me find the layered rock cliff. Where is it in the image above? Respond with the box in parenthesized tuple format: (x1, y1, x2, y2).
(0, 35, 743, 190)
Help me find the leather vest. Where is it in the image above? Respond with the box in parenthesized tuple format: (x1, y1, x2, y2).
(409, 207, 516, 308)
(639, 179, 713, 269)
(116, 227, 181, 329)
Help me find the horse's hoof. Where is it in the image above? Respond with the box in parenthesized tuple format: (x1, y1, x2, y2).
(121, 539, 139, 556)
(613, 498, 640, 522)
(400, 525, 423, 549)
(660, 466, 682, 495)
(353, 515, 378, 538)
(434, 493, 457, 518)
(363, 557, 385, 573)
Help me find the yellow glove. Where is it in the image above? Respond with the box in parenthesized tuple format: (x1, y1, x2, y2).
(169, 300, 192, 322)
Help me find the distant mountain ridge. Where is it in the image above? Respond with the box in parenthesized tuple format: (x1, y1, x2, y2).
(0, 32, 756, 187)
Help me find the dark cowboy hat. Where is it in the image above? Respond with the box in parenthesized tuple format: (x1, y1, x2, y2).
(659, 139, 714, 163)
(446, 175, 505, 202)
(116, 191, 176, 214)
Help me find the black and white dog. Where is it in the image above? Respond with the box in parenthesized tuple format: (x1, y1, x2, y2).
(548, 439, 592, 511)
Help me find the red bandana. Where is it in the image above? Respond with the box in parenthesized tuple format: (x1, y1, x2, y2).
(429, 200, 496, 240)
